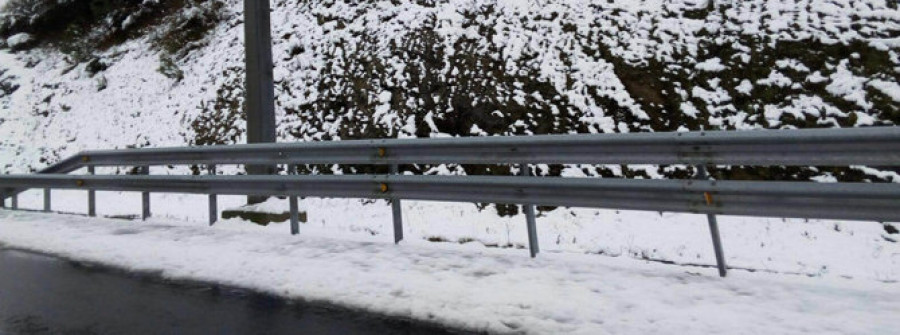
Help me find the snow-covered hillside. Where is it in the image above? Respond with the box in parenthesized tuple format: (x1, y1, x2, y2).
(0, 0, 898, 283)
(1, 0, 898, 172)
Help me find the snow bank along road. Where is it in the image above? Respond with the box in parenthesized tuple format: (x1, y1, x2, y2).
(0, 210, 897, 334)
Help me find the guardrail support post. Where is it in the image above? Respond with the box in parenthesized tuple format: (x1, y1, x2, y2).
(87, 166, 96, 217)
(696, 165, 727, 277)
(43, 188, 51, 212)
(140, 166, 151, 220)
(519, 164, 539, 258)
(289, 195, 299, 235)
(390, 164, 404, 244)
(288, 165, 300, 235)
(208, 165, 217, 226)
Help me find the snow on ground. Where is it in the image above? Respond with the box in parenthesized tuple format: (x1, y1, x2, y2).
(0, 209, 897, 334)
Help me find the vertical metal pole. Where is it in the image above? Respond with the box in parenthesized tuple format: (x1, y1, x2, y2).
(519, 164, 539, 258)
(244, 0, 277, 205)
(289, 164, 299, 235)
(289, 196, 299, 235)
(43, 188, 51, 212)
(208, 165, 217, 226)
(697, 165, 727, 277)
(87, 166, 96, 217)
(141, 166, 151, 220)
(390, 164, 404, 244)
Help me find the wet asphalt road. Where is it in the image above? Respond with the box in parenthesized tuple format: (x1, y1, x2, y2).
(0, 248, 470, 335)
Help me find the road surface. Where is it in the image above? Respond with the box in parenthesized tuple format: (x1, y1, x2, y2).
(0, 248, 469, 334)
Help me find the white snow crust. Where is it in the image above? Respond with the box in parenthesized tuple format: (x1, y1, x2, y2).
(1, 209, 898, 335)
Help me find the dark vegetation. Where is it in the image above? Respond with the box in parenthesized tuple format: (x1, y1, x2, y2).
(183, 1, 899, 216)
(269, 1, 900, 215)
(185, 67, 245, 146)
(0, 68, 17, 97)
(0, 0, 223, 73)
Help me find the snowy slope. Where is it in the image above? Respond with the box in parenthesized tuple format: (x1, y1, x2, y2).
(0, 0, 898, 289)
(1, 210, 898, 335)
(1, 0, 898, 171)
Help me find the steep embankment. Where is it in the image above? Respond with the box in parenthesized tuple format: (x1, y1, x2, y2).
(1, 0, 898, 174)
(0, 0, 898, 280)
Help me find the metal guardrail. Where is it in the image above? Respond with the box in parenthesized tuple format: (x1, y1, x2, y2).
(72, 127, 900, 166)
(1, 127, 899, 277)
(1, 175, 898, 221)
